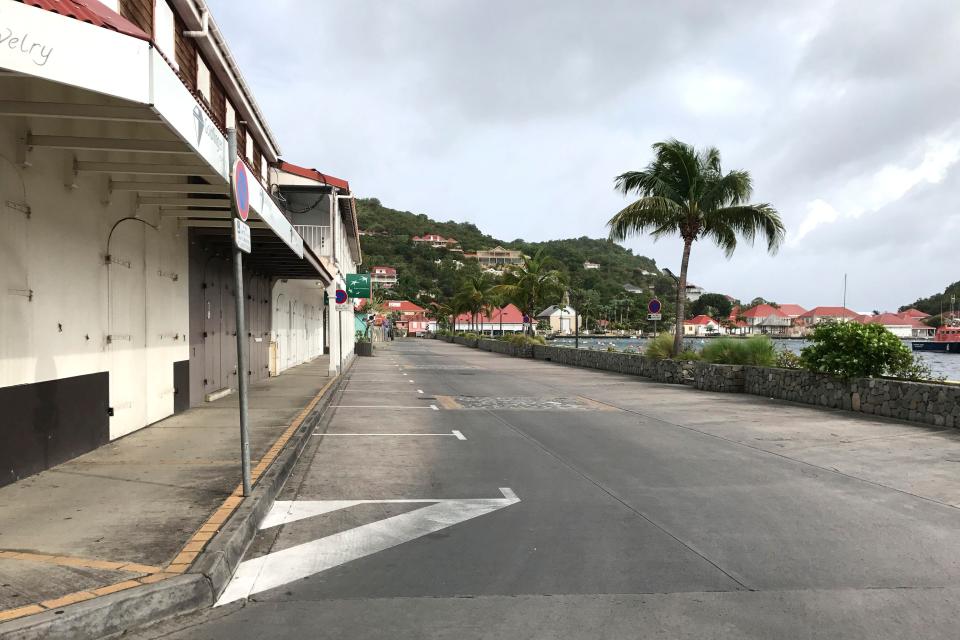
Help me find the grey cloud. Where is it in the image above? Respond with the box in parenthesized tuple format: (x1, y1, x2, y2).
(208, 0, 960, 311)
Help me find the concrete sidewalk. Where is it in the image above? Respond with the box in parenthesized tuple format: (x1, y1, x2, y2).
(0, 356, 335, 627)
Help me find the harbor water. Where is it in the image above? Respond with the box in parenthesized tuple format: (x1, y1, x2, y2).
(550, 336, 960, 381)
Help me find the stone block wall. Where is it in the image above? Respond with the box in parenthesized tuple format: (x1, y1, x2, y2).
(745, 367, 960, 428)
(694, 362, 745, 393)
(477, 338, 533, 358)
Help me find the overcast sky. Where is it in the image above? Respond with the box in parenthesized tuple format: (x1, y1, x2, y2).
(209, 0, 960, 312)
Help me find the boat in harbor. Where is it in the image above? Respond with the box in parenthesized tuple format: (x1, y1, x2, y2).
(912, 325, 960, 352)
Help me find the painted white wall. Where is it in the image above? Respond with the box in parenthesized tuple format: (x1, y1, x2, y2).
(0, 124, 189, 440)
(270, 280, 325, 374)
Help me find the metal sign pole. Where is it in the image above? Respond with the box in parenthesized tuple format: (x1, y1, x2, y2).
(228, 128, 252, 497)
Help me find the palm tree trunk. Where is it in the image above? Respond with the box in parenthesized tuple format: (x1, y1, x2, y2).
(673, 239, 693, 356)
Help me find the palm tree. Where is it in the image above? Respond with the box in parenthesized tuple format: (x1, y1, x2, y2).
(494, 249, 565, 335)
(609, 139, 785, 355)
(457, 274, 496, 334)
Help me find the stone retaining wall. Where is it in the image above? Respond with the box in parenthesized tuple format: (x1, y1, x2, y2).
(477, 338, 533, 358)
(694, 362, 745, 393)
(745, 367, 960, 428)
(436, 336, 959, 428)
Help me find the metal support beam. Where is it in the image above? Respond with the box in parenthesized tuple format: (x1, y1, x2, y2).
(28, 134, 192, 154)
(76, 161, 218, 177)
(182, 219, 271, 229)
(159, 209, 233, 218)
(111, 181, 228, 194)
(139, 196, 230, 208)
(0, 101, 160, 122)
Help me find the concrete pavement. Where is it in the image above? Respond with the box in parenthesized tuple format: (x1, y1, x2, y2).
(0, 357, 335, 631)
(129, 339, 960, 639)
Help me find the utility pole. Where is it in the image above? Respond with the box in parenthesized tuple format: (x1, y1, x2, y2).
(842, 273, 848, 309)
(228, 128, 251, 497)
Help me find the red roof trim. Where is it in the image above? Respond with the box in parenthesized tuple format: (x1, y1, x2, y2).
(278, 161, 350, 191)
(23, 0, 151, 41)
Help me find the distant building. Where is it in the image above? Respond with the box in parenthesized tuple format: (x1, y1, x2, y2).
(370, 266, 398, 289)
(623, 284, 646, 295)
(684, 315, 721, 337)
(412, 234, 459, 248)
(731, 304, 793, 336)
(866, 313, 936, 339)
(797, 306, 860, 331)
(465, 246, 525, 268)
(685, 283, 705, 302)
(900, 308, 931, 320)
(537, 305, 581, 335)
(455, 304, 526, 334)
(434, 259, 464, 270)
(583, 261, 600, 270)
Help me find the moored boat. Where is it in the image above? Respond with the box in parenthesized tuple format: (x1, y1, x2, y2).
(913, 326, 960, 352)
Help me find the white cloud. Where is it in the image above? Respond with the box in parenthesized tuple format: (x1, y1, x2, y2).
(208, 0, 960, 311)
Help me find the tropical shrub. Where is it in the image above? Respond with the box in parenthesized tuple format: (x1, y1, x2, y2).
(701, 336, 775, 366)
(800, 322, 913, 379)
(502, 334, 544, 346)
(645, 333, 675, 360)
(775, 349, 803, 369)
(676, 348, 701, 361)
(462, 332, 479, 340)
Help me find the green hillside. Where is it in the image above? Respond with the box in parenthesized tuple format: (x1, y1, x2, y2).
(355, 197, 681, 324)
(901, 280, 960, 324)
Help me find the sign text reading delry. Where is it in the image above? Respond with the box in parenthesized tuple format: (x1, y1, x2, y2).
(0, 19, 53, 67)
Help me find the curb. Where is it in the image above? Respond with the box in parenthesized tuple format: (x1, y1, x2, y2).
(0, 359, 352, 640)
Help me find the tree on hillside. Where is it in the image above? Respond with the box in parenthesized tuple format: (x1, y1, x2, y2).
(494, 249, 565, 335)
(690, 293, 733, 320)
(456, 274, 497, 334)
(609, 140, 785, 355)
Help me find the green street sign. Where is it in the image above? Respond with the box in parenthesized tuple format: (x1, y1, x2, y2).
(346, 273, 371, 298)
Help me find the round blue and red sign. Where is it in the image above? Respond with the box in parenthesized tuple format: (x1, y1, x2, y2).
(648, 298, 662, 314)
(335, 289, 348, 304)
(232, 159, 249, 221)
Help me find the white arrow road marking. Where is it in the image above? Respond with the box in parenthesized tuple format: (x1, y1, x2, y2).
(216, 488, 519, 606)
(417, 389, 424, 394)
(313, 431, 465, 438)
(430, 404, 439, 411)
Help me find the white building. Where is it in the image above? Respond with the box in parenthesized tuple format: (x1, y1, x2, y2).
(369, 266, 397, 288)
(0, 0, 357, 485)
(536, 305, 581, 335)
(583, 261, 600, 270)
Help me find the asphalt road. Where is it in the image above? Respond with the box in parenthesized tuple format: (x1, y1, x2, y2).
(131, 339, 960, 639)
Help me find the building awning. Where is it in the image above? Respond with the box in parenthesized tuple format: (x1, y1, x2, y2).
(1, 1, 328, 282)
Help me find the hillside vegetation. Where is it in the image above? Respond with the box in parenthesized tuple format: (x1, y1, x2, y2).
(355, 198, 678, 323)
(902, 280, 960, 324)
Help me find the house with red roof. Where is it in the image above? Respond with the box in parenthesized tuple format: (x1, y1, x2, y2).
(412, 234, 459, 248)
(370, 266, 398, 289)
(797, 307, 861, 334)
(867, 313, 936, 339)
(683, 315, 721, 337)
(899, 308, 931, 320)
(455, 304, 526, 335)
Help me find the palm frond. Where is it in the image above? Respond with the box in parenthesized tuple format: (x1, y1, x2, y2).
(607, 197, 685, 241)
(709, 204, 785, 254)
